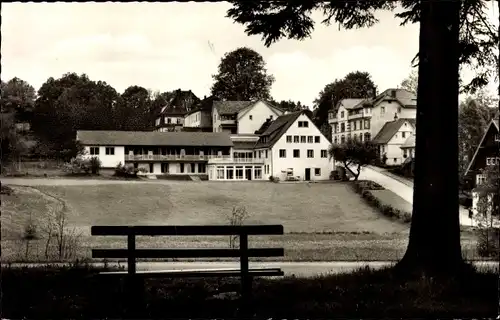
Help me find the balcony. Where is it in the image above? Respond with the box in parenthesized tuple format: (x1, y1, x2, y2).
(220, 118, 237, 126)
(208, 157, 264, 164)
(125, 154, 225, 161)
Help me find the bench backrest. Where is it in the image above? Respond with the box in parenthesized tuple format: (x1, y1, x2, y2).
(91, 225, 284, 275)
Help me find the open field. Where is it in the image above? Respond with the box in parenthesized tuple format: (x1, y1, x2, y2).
(1, 181, 482, 261)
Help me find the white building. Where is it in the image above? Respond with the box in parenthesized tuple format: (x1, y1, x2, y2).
(372, 117, 416, 166)
(328, 88, 417, 144)
(212, 100, 284, 134)
(251, 110, 333, 181)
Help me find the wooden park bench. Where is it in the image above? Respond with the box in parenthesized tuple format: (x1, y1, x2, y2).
(91, 225, 284, 314)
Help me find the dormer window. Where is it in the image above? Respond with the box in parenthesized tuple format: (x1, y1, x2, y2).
(340, 111, 345, 118)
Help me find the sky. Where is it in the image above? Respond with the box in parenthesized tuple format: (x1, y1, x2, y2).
(2, 2, 499, 107)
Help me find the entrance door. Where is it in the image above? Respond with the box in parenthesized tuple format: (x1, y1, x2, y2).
(246, 168, 252, 180)
(305, 168, 311, 181)
(149, 163, 154, 173)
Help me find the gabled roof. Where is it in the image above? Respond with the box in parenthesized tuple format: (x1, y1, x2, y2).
(465, 116, 500, 175)
(372, 118, 416, 144)
(254, 111, 305, 149)
(160, 90, 200, 116)
(213, 101, 255, 115)
(238, 100, 283, 119)
(185, 95, 217, 116)
(337, 98, 366, 110)
(371, 88, 417, 108)
(400, 134, 415, 149)
(76, 130, 233, 147)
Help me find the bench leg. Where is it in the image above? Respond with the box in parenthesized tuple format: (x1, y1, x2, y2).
(125, 276, 145, 317)
(240, 275, 253, 315)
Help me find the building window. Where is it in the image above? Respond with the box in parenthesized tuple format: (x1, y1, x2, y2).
(217, 167, 225, 179)
(307, 150, 314, 158)
(353, 121, 357, 130)
(300, 136, 306, 143)
(254, 166, 262, 179)
(341, 136, 345, 144)
(307, 136, 313, 143)
(265, 150, 268, 158)
(249, 115, 253, 120)
(315, 168, 321, 176)
(321, 150, 327, 158)
(293, 149, 300, 158)
(402, 132, 406, 138)
(334, 137, 338, 144)
(298, 121, 309, 127)
(341, 111, 344, 118)
(315, 136, 320, 143)
(393, 158, 397, 163)
(105, 147, 114, 155)
(226, 166, 234, 179)
(161, 163, 169, 173)
(476, 174, 486, 185)
(190, 163, 195, 173)
(364, 120, 370, 129)
(236, 166, 244, 179)
(180, 163, 185, 173)
(341, 123, 345, 132)
(293, 135, 300, 143)
(381, 107, 385, 115)
(364, 133, 371, 141)
(167, 118, 172, 124)
(198, 163, 206, 173)
(90, 147, 100, 155)
(286, 135, 292, 143)
(279, 149, 286, 158)
(486, 157, 500, 165)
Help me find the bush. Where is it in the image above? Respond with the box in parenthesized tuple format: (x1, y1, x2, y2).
(114, 162, 140, 178)
(476, 228, 499, 258)
(1, 184, 14, 195)
(269, 176, 280, 183)
(89, 157, 101, 174)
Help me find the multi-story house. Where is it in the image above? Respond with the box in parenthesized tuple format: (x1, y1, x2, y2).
(251, 110, 333, 181)
(212, 100, 283, 134)
(464, 115, 500, 221)
(328, 88, 417, 145)
(183, 95, 217, 132)
(155, 89, 200, 132)
(372, 117, 416, 166)
(77, 130, 233, 176)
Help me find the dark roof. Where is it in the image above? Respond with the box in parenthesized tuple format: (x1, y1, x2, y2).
(76, 130, 233, 147)
(465, 117, 500, 175)
(233, 141, 258, 150)
(338, 98, 366, 110)
(213, 101, 254, 115)
(371, 88, 417, 107)
(185, 95, 218, 116)
(372, 118, 416, 144)
(254, 116, 274, 134)
(160, 90, 200, 116)
(254, 111, 305, 149)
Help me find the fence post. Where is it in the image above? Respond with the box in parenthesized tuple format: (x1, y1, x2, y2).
(126, 227, 143, 317)
(239, 231, 252, 314)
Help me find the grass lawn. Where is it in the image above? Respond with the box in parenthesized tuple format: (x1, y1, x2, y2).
(1, 182, 482, 262)
(370, 189, 413, 213)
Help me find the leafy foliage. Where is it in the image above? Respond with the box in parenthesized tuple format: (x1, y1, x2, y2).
(271, 100, 309, 113)
(313, 71, 377, 138)
(0, 77, 37, 122)
(63, 156, 101, 175)
(115, 85, 153, 131)
(0, 113, 32, 165)
(399, 69, 418, 94)
(211, 47, 275, 101)
(114, 162, 147, 178)
(328, 138, 378, 180)
(227, 1, 497, 93)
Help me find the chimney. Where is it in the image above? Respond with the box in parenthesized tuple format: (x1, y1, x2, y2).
(394, 113, 398, 120)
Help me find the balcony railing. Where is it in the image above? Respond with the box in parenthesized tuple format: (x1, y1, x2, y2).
(208, 157, 265, 164)
(125, 154, 230, 161)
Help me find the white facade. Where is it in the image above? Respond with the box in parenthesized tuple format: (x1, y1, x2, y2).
(379, 120, 416, 166)
(370, 101, 416, 140)
(82, 146, 125, 168)
(184, 111, 202, 127)
(237, 101, 282, 134)
(262, 114, 332, 181)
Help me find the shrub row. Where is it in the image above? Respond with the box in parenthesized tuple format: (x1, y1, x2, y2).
(353, 180, 412, 224)
(114, 162, 147, 178)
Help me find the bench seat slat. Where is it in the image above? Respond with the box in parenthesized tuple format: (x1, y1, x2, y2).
(92, 248, 284, 259)
(91, 225, 284, 236)
(97, 268, 284, 278)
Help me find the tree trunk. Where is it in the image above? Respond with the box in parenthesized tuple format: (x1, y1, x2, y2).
(396, 0, 464, 275)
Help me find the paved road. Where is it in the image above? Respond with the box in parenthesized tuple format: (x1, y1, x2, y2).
(8, 261, 498, 277)
(357, 166, 475, 227)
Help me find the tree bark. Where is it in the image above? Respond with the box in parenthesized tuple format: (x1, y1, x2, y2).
(396, 0, 464, 275)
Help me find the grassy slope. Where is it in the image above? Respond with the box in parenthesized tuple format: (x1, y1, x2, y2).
(1, 183, 480, 261)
